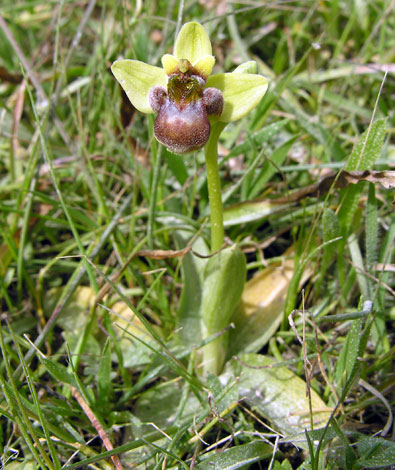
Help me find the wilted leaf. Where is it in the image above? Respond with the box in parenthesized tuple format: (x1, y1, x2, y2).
(274, 170, 395, 204)
(343, 170, 395, 189)
(0, 65, 23, 83)
(230, 252, 290, 355)
(229, 247, 311, 356)
(223, 168, 393, 227)
(44, 286, 101, 372)
(44, 286, 154, 369)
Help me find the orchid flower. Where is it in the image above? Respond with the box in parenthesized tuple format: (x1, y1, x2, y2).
(111, 21, 268, 155)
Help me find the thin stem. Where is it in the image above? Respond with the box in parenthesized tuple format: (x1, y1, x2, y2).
(148, 130, 162, 249)
(204, 122, 226, 252)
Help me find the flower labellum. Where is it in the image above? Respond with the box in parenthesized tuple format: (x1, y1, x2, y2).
(112, 22, 268, 155)
(149, 64, 224, 154)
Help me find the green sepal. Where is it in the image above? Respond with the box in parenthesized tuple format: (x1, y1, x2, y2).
(233, 61, 258, 74)
(174, 21, 212, 65)
(207, 73, 268, 122)
(111, 59, 167, 114)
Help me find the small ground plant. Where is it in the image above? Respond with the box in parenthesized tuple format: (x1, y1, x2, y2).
(0, 1, 394, 469)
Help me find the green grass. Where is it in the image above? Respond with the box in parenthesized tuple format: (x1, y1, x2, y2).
(0, 1, 394, 469)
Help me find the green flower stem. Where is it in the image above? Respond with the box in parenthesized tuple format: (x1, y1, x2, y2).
(204, 122, 227, 252)
(148, 116, 162, 249)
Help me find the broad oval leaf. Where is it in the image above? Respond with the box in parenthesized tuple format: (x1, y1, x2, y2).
(223, 199, 288, 226)
(201, 245, 246, 375)
(195, 441, 272, 470)
(175, 233, 210, 346)
(225, 354, 332, 448)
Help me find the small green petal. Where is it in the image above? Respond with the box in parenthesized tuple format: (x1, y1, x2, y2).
(193, 54, 215, 79)
(161, 54, 178, 75)
(207, 73, 268, 122)
(174, 21, 212, 65)
(233, 61, 258, 74)
(111, 59, 167, 114)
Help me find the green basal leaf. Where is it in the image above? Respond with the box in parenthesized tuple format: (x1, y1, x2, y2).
(96, 338, 112, 410)
(133, 379, 201, 438)
(224, 354, 332, 448)
(273, 460, 293, 470)
(345, 118, 386, 172)
(335, 317, 363, 396)
(207, 73, 268, 122)
(202, 245, 246, 334)
(5, 461, 36, 470)
(38, 355, 77, 388)
(175, 233, 209, 346)
(356, 436, 395, 468)
(174, 21, 212, 65)
(201, 245, 246, 375)
(223, 199, 288, 226)
(195, 441, 272, 470)
(365, 184, 378, 271)
(111, 59, 167, 114)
